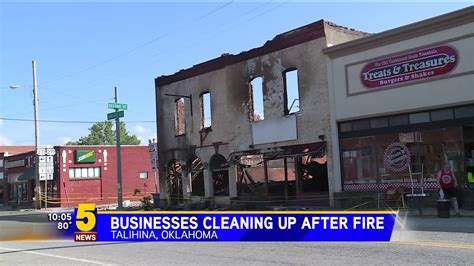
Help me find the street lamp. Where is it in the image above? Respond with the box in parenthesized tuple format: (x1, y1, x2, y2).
(10, 61, 41, 209)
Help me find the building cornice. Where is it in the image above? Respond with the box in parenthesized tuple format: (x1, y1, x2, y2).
(323, 6, 474, 58)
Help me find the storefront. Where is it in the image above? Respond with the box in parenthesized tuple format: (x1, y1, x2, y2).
(4, 151, 36, 208)
(338, 106, 474, 191)
(324, 7, 474, 198)
(2, 145, 157, 208)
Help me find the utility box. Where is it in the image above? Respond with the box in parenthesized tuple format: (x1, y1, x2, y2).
(152, 193, 160, 209)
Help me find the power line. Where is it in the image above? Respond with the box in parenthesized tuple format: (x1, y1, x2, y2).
(0, 117, 156, 124)
(41, 1, 235, 86)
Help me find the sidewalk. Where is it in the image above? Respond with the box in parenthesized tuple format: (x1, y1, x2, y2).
(396, 211, 474, 233)
(400, 207, 474, 217)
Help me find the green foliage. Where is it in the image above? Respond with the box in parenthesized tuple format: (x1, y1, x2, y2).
(66, 121, 140, 145)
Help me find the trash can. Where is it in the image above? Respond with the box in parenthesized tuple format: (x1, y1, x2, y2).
(436, 199, 450, 218)
(152, 193, 160, 209)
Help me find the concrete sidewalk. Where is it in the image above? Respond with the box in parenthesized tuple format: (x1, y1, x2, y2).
(396, 212, 474, 233)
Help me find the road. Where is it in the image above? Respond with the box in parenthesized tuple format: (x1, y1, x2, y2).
(1, 212, 473, 265)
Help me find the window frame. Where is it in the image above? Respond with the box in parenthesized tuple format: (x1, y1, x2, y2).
(283, 68, 300, 115)
(174, 97, 186, 136)
(199, 91, 212, 130)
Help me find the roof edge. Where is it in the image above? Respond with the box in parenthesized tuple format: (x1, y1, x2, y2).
(155, 20, 327, 86)
(323, 6, 474, 58)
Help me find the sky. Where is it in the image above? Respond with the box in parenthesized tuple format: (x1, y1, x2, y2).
(0, 0, 472, 146)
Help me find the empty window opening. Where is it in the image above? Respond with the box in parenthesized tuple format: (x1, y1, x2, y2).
(175, 98, 185, 136)
(200, 92, 212, 129)
(249, 77, 264, 121)
(284, 69, 300, 114)
(190, 156, 205, 196)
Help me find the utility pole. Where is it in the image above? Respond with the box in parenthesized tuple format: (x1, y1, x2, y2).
(115, 86, 123, 210)
(32, 60, 41, 209)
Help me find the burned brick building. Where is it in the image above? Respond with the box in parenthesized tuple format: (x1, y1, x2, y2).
(155, 20, 368, 209)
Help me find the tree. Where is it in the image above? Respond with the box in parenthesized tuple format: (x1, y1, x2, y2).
(66, 121, 140, 145)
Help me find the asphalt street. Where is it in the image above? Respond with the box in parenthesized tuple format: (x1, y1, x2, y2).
(0, 212, 473, 265)
(1, 234, 473, 265)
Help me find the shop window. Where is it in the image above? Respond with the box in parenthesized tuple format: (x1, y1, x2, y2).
(70, 167, 101, 179)
(20, 183, 27, 200)
(75, 168, 82, 178)
(340, 122, 352, 132)
(340, 127, 464, 189)
(249, 77, 264, 121)
(431, 109, 454, 121)
(200, 92, 212, 129)
(8, 184, 14, 200)
(341, 137, 376, 184)
(283, 69, 300, 114)
(389, 115, 408, 126)
(370, 117, 388, 129)
(352, 119, 370, 131)
(455, 105, 474, 118)
(8, 183, 27, 201)
(140, 172, 148, 179)
(88, 167, 94, 177)
(175, 98, 186, 136)
(81, 168, 88, 177)
(409, 112, 430, 124)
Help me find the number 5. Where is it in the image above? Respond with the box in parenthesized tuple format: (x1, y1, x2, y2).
(76, 203, 96, 232)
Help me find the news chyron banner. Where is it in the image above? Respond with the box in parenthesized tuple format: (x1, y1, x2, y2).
(48, 204, 397, 242)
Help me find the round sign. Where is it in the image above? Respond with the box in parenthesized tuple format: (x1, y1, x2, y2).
(383, 142, 411, 172)
(441, 174, 452, 185)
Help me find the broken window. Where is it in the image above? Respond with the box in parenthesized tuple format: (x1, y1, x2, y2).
(249, 77, 264, 121)
(209, 154, 229, 196)
(167, 159, 183, 203)
(283, 69, 300, 114)
(175, 98, 185, 136)
(190, 157, 205, 196)
(200, 92, 212, 129)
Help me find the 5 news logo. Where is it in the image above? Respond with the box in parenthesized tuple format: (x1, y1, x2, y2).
(74, 203, 97, 241)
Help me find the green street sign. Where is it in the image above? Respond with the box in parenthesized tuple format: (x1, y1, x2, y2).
(107, 110, 124, 120)
(108, 102, 128, 110)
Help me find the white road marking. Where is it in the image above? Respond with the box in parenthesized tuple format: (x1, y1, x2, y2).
(0, 246, 107, 265)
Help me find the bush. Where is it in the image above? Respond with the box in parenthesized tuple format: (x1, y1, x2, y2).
(140, 196, 153, 210)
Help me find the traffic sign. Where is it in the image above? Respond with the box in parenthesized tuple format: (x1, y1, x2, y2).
(107, 110, 124, 120)
(108, 102, 128, 110)
(46, 148, 56, 156)
(39, 173, 47, 181)
(37, 149, 46, 156)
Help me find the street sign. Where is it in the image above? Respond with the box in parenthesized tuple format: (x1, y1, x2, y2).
(37, 149, 46, 156)
(46, 148, 56, 156)
(107, 110, 124, 120)
(108, 102, 128, 110)
(39, 173, 53, 181)
(149, 142, 158, 170)
(39, 173, 47, 181)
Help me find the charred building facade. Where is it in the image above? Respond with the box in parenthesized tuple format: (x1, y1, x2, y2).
(155, 20, 368, 209)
